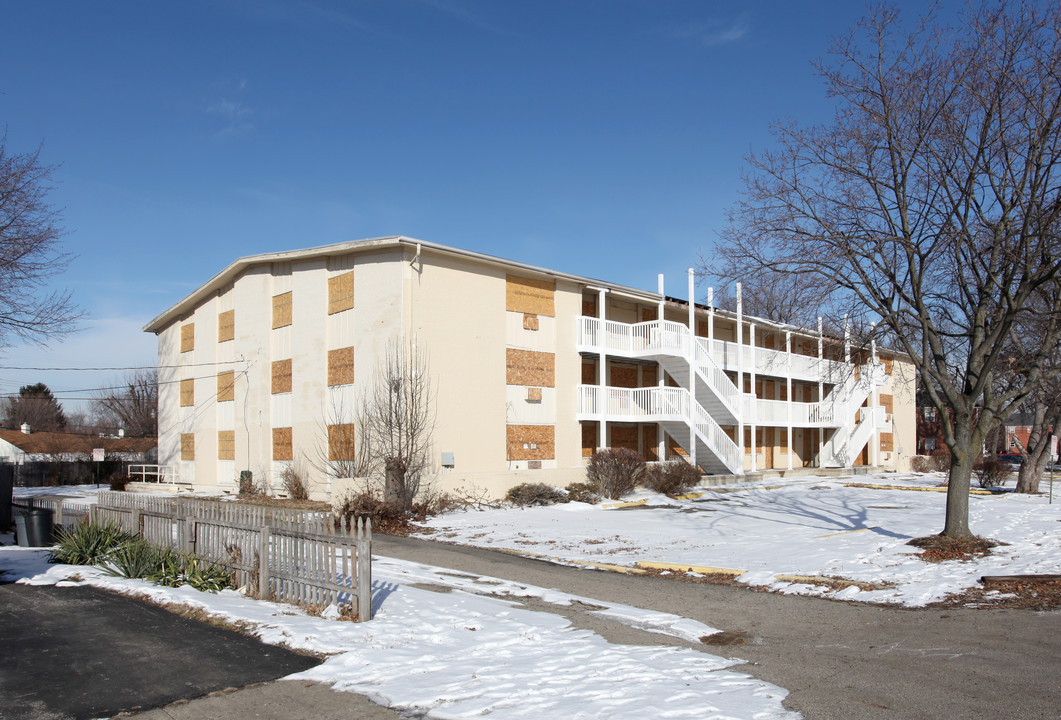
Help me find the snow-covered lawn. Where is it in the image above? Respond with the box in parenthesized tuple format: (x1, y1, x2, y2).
(1, 544, 797, 719)
(419, 471, 1061, 607)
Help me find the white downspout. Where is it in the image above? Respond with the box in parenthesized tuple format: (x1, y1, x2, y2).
(818, 316, 824, 468)
(657, 274, 665, 462)
(598, 287, 608, 453)
(786, 330, 793, 471)
(750, 322, 757, 473)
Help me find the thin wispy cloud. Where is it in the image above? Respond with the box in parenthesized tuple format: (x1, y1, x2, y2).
(206, 77, 254, 138)
(669, 12, 751, 47)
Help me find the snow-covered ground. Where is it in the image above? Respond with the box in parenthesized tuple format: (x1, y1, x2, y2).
(1, 544, 797, 719)
(420, 471, 1061, 607)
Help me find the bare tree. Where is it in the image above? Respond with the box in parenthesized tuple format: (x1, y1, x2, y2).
(716, 3, 1061, 537)
(2, 382, 67, 431)
(0, 135, 80, 347)
(314, 389, 373, 482)
(361, 342, 435, 511)
(91, 369, 158, 437)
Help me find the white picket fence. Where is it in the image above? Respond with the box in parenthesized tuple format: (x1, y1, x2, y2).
(36, 492, 373, 621)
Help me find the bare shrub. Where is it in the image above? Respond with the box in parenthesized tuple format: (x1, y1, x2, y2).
(973, 460, 1009, 489)
(505, 482, 566, 508)
(108, 474, 131, 491)
(931, 447, 951, 472)
(644, 461, 701, 496)
(587, 448, 645, 500)
(280, 463, 309, 501)
(564, 481, 600, 504)
(909, 456, 934, 473)
(238, 471, 263, 497)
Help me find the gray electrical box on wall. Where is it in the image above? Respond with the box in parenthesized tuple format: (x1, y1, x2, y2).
(441, 452, 455, 468)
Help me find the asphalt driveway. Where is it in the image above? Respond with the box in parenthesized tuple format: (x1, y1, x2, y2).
(0, 583, 320, 720)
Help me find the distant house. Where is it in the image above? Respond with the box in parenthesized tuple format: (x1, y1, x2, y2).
(985, 412, 1058, 460)
(0, 429, 157, 486)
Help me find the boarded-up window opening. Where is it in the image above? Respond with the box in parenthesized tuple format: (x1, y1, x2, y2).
(880, 432, 895, 452)
(328, 347, 354, 387)
(179, 379, 194, 407)
(273, 427, 293, 461)
(218, 430, 235, 460)
(272, 292, 292, 329)
(523, 313, 539, 331)
(527, 387, 543, 403)
(506, 425, 555, 461)
(180, 323, 194, 353)
(180, 433, 195, 461)
(506, 275, 555, 317)
(328, 423, 356, 462)
(217, 370, 235, 402)
(272, 359, 292, 394)
(506, 349, 555, 387)
(328, 271, 354, 315)
(217, 310, 235, 342)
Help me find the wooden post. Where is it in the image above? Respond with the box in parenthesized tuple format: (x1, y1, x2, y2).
(184, 516, 196, 554)
(258, 518, 271, 601)
(357, 515, 372, 622)
(132, 508, 142, 537)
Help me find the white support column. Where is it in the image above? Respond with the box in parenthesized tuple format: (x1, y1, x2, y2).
(818, 316, 825, 468)
(687, 268, 697, 472)
(657, 274, 665, 461)
(750, 322, 757, 473)
(870, 330, 879, 468)
(786, 330, 794, 471)
(736, 283, 745, 473)
(598, 287, 608, 453)
(844, 314, 851, 364)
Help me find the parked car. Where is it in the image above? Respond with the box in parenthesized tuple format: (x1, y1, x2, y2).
(996, 454, 1022, 466)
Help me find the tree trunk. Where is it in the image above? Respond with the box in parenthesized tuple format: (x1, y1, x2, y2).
(1016, 453, 1046, 494)
(384, 457, 408, 509)
(942, 448, 975, 538)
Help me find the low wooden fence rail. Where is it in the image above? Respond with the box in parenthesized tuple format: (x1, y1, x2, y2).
(30, 492, 372, 621)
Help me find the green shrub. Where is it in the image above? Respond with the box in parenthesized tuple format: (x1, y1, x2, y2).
(644, 461, 701, 496)
(564, 481, 601, 504)
(50, 520, 134, 566)
(147, 545, 232, 592)
(505, 482, 567, 507)
(587, 448, 646, 499)
(104, 538, 161, 579)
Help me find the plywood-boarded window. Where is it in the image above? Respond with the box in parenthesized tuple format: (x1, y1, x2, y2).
(328, 271, 354, 315)
(780, 427, 789, 452)
(697, 321, 709, 337)
(179, 379, 194, 407)
(880, 432, 894, 452)
(582, 296, 597, 318)
(328, 423, 356, 461)
(272, 291, 292, 329)
(217, 370, 235, 402)
(764, 380, 776, 399)
(180, 433, 195, 461)
(641, 308, 657, 322)
(611, 425, 639, 452)
(611, 365, 638, 389)
(506, 424, 555, 461)
(880, 393, 894, 414)
(523, 313, 539, 331)
(180, 323, 194, 353)
(217, 310, 235, 342)
(884, 357, 894, 375)
(642, 365, 657, 387)
(218, 430, 235, 460)
(582, 361, 596, 385)
(582, 421, 598, 458)
(526, 387, 543, 403)
(506, 349, 555, 387)
(506, 275, 555, 317)
(643, 424, 658, 462)
(328, 347, 354, 386)
(273, 427, 293, 461)
(272, 359, 292, 394)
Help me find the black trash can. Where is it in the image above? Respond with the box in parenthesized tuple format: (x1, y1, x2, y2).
(15, 508, 54, 547)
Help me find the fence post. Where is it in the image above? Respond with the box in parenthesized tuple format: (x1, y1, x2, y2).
(357, 515, 372, 622)
(132, 508, 142, 537)
(184, 515, 196, 554)
(54, 499, 64, 527)
(258, 517, 272, 600)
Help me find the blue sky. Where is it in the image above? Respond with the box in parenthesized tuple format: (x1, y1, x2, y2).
(0, 0, 962, 414)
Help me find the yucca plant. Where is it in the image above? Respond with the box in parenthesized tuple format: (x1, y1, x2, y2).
(147, 546, 232, 593)
(49, 520, 134, 566)
(104, 539, 162, 579)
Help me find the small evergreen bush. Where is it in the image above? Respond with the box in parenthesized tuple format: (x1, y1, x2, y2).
(505, 482, 567, 507)
(644, 461, 701, 496)
(104, 538, 161, 579)
(587, 448, 645, 499)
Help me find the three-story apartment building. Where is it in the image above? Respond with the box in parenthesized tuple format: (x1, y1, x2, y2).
(145, 237, 916, 498)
